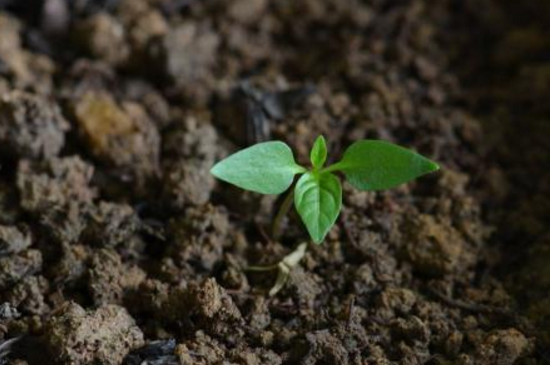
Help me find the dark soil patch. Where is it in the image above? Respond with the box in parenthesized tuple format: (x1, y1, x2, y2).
(0, 0, 547, 364)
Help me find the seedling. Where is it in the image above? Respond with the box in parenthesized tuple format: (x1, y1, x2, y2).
(211, 136, 439, 294)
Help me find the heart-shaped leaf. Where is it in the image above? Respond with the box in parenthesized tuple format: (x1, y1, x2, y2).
(294, 172, 342, 243)
(211, 141, 305, 194)
(330, 140, 439, 191)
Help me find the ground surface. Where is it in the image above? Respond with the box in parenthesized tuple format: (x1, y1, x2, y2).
(0, 0, 548, 364)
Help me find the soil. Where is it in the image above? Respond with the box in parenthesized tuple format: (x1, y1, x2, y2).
(0, 0, 548, 364)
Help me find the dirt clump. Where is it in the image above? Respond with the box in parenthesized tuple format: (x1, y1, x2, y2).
(473, 328, 530, 365)
(74, 13, 130, 67)
(41, 302, 144, 365)
(73, 91, 160, 180)
(403, 214, 470, 276)
(300, 330, 350, 365)
(160, 204, 231, 280)
(16, 157, 96, 213)
(175, 331, 282, 365)
(87, 248, 145, 306)
(81, 202, 139, 248)
(181, 278, 243, 336)
(0, 250, 41, 290)
(161, 114, 221, 207)
(0, 0, 544, 363)
(0, 225, 31, 255)
(162, 22, 220, 102)
(0, 14, 55, 93)
(0, 91, 69, 160)
(4, 275, 49, 316)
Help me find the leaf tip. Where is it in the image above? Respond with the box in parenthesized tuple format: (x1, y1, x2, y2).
(427, 160, 440, 173)
(209, 161, 221, 177)
(315, 135, 326, 146)
(310, 135, 328, 169)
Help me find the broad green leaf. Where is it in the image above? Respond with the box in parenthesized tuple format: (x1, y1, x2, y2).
(329, 140, 439, 191)
(294, 172, 342, 244)
(310, 135, 327, 169)
(211, 141, 305, 194)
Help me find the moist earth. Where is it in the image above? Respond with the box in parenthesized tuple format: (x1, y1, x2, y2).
(0, 0, 547, 364)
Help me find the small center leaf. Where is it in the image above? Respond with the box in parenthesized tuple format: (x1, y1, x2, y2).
(294, 171, 342, 244)
(211, 141, 305, 194)
(310, 135, 327, 169)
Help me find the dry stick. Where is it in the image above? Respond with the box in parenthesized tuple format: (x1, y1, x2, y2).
(272, 190, 295, 239)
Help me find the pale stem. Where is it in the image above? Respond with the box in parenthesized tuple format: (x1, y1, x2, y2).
(269, 241, 308, 296)
(244, 242, 309, 296)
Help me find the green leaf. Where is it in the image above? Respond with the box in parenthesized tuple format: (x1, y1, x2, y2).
(294, 172, 342, 244)
(329, 140, 439, 191)
(211, 141, 305, 194)
(310, 135, 327, 169)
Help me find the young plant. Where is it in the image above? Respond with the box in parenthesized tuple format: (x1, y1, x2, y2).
(211, 136, 439, 295)
(211, 136, 439, 244)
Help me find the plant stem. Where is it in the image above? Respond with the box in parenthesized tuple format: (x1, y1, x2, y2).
(268, 241, 308, 296)
(244, 242, 309, 296)
(272, 190, 294, 239)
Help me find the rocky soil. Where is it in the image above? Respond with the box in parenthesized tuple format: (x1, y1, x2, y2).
(0, 0, 548, 364)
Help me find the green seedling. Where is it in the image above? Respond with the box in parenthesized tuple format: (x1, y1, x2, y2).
(211, 136, 439, 294)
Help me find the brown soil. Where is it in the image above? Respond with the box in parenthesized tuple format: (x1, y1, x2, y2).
(0, 0, 548, 364)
